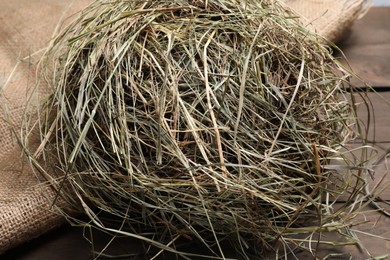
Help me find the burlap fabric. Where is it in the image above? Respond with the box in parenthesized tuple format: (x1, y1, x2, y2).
(282, 0, 369, 42)
(0, 0, 90, 253)
(0, 0, 367, 254)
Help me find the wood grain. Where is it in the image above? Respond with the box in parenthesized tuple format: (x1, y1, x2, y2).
(339, 7, 390, 87)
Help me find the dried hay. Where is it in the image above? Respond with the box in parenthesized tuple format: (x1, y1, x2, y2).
(21, 0, 372, 258)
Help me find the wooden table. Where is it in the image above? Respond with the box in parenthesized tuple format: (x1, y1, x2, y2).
(3, 7, 390, 260)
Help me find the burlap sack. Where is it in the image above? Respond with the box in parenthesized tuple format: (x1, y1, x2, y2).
(0, 0, 368, 254)
(282, 0, 369, 42)
(0, 0, 90, 253)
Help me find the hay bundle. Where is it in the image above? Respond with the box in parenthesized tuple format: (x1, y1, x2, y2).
(27, 0, 361, 258)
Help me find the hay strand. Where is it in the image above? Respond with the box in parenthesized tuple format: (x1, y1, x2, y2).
(20, 0, 374, 258)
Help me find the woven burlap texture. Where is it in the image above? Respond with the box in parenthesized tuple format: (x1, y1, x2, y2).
(0, 0, 367, 254)
(282, 0, 369, 42)
(0, 0, 90, 253)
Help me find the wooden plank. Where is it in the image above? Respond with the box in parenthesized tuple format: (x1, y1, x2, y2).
(293, 206, 390, 259)
(338, 7, 390, 87)
(330, 92, 390, 201)
(353, 91, 390, 143)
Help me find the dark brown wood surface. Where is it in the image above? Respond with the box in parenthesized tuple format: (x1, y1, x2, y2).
(3, 7, 390, 260)
(339, 7, 390, 87)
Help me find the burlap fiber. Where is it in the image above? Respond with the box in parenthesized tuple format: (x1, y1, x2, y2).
(282, 0, 369, 42)
(0, 0, 90, 253)
(0, 0, 367, 254)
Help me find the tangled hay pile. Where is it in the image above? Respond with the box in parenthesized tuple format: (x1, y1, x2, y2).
(23, 0, 369, 258)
